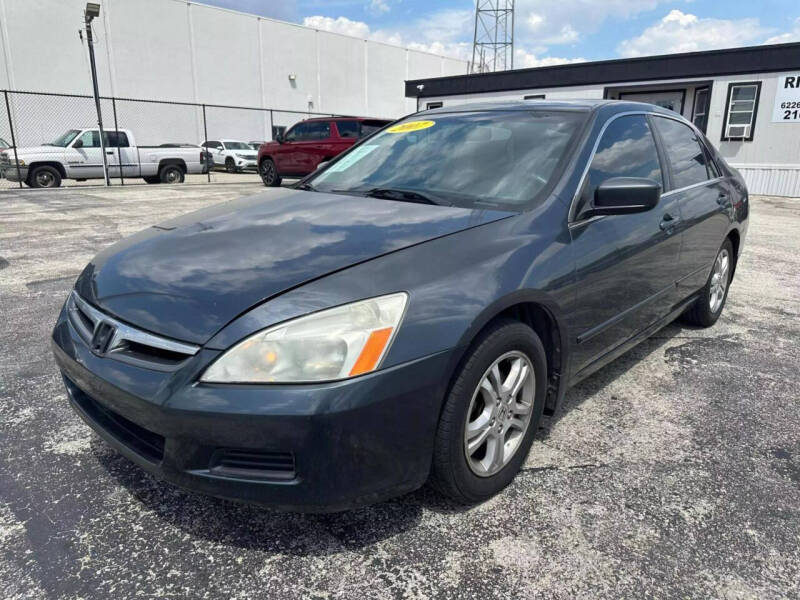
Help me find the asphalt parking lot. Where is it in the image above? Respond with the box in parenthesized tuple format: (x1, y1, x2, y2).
(1, 185, 798, 599)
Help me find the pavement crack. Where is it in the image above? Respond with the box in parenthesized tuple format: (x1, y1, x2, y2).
(519, 462, 609, 475)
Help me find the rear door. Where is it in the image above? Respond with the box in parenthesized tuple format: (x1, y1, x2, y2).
(568, 114, 683, 375)
(651, 116, 730, 296)
(106, 130, 138, 177)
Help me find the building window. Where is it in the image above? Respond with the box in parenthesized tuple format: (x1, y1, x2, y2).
(722, 82, 761, 142)
(691, 87, 710, 133)
(524, 94, 545, 100)
(426, 102, 443, 109)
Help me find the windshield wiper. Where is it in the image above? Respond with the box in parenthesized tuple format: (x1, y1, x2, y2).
(295, 182, 317, 192)
(363, 188, 450, 206)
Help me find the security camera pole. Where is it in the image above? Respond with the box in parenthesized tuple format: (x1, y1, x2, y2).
(84, 2, 110, 186)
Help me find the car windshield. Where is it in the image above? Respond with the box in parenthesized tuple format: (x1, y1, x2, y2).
(225, 142, 251, 150)
(51, 129, 81, 147)
(308, 110, 585, 210)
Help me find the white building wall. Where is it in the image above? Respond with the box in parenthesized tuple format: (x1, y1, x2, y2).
(0, 0, 467, 119)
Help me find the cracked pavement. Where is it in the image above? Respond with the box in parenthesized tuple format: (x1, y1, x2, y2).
(1, 185, 798, 599)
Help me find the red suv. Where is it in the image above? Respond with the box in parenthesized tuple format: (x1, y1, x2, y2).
(257, 117, 390, 186)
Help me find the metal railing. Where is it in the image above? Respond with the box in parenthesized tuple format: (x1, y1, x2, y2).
(0, 89, 365, 189)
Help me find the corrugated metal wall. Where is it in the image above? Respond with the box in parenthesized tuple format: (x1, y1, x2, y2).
(735, 166, 800, 197)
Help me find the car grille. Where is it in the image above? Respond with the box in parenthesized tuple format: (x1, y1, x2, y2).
(209, 449, 296, 481)
(65, 376, 165, 463)
(67, 291, 200, 371)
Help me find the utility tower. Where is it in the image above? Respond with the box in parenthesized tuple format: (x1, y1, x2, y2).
(470, 0, 515, 73)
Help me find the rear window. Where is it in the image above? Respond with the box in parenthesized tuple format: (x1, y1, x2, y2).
(309, 110, 585, 210)
(652, 117, 712, 189)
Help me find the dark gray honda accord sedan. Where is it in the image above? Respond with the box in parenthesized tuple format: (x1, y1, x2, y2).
(52, 100, 748, 511)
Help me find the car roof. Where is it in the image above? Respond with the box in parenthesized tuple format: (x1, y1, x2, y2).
(300, 116, 390, 123)
(418, 99, 681, 118)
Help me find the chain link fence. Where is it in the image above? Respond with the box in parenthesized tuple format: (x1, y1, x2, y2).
(0, 90, 351, 190)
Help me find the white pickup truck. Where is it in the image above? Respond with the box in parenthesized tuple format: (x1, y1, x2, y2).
(0, 128, 207, 187)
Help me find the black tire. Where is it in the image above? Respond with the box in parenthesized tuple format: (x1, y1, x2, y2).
(259, 158, 281, 187)
(225, 157, 238, 173)
(430, 318, 547, 504)
(158, 164, 184, 184)
(28, 165, 62, 188)
(681, 238, 734, 327)
(143, 176, 160, 184)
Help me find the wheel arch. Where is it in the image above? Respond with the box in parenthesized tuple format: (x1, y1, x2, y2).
(726, 227, 741, 278)
(446, 290, 569, 417)
(28, 161, 66, 178)
(157, 158, 186, 173)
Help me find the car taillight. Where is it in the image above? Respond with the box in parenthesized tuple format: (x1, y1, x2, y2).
(200, 151, 205, 163)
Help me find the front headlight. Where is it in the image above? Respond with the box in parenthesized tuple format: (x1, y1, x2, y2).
(201, 293, 408, 383)
(235, 153, 248, 159)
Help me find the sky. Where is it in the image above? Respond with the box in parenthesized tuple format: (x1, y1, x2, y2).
(198, 0, 800, 67)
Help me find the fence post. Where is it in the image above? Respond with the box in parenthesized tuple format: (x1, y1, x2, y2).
(3, 91, 23, 189)
(202, 104, 210, 183)
(269, 109, 274, 141)
(112, 97, 123, 185)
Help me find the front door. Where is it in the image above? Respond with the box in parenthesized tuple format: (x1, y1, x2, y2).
(293, 120, 332, 173)
(65, 130, 109, 179)
(568, 114, 683, 375)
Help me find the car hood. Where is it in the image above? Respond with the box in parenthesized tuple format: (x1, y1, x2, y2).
(75, 189, 513, 344)
(6, 146, 63, 156)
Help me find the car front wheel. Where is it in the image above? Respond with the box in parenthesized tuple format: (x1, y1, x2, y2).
(259, 158, 282, 187)
(430, 318, 547, 504)
(28, 165, 62, 188)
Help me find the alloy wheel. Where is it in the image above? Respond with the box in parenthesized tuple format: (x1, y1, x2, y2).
(260, 161, 275, 184)
(709, 248, 730, 313)
(464, 351, 535, 477)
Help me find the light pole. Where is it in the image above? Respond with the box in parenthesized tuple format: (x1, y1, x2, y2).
(84, 2, 110, 186)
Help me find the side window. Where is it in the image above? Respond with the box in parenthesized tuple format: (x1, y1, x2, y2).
(104, 131, 129, 148)
(305, 121, 331, 140)
(76, 130, 101, 148)
(336, 121, 359, 138)
(284, 123, 307, 142)
(652, 117, 712, 189)
(577, 115, 663, 216)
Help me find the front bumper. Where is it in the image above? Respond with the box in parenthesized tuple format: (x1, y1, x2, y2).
(236, 159, 257, 169)
(51, 304, 452, 512)
(1, 165, 27, 182)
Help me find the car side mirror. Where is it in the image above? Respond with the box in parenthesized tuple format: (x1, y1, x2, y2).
(73, 139, 83, 149)
(587, 177, 661, 217)
(276, 133, 285, 144)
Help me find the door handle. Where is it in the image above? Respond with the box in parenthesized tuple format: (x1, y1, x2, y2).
(106, 150, 114, 155)
(659, 213, 679, 232)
